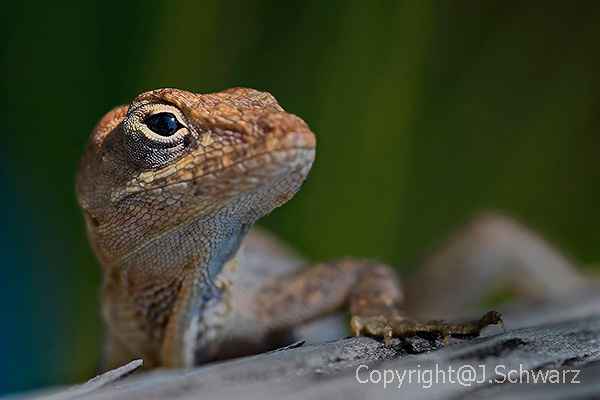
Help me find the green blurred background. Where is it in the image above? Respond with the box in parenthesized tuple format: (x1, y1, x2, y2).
(1, 0, 599, 395)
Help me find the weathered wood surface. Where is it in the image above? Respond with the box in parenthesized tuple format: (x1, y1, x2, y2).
(37, 289, 600, 400)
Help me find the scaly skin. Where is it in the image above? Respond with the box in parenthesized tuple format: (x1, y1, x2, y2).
(76, 88, 504, 370)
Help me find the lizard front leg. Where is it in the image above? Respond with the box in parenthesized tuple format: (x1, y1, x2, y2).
(255, 259, 504, 346)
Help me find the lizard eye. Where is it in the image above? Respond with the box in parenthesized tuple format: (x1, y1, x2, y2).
(144, 112, 183, 137)
(124, 102, 192, 169)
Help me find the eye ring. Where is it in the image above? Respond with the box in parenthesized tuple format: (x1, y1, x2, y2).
(123, 102, 193, 168)
(143, 112, 184, 137)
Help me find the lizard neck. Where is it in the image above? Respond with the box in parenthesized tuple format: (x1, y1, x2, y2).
(101, 209, 253, 367)
(154, 214, 249, 368)
(106, 208, 253, 285)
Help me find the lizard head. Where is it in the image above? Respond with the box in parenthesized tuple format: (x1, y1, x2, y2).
(76, 88, 315, 266)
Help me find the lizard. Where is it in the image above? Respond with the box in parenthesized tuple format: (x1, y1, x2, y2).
(75, 87, 519, 371)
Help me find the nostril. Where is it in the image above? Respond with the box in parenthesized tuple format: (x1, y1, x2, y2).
(260, 112, 316, 150)
(261, 120, 276, 132)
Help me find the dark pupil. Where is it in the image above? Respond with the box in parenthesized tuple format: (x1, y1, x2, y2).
(144, 113, 181, 137)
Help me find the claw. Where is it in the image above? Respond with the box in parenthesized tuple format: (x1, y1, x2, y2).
(383, 325, 393, 347)
(444, 333, 451, 345)
(442, 324, 452, 345)
(351, 316, 365, 337)
(498, 317, 506, 332)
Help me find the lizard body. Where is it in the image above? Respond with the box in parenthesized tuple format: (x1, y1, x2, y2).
(76, 88, 504, 370)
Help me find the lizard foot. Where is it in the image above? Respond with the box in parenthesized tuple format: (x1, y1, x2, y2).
(350, 310, 505, 346)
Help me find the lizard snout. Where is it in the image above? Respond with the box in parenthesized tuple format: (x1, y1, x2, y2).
(260, 112, 316, 152)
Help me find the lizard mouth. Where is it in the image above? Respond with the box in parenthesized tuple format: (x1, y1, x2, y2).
(188, 144, 315, 184)
(120, 123, 316, 195)
(109, 144, 316, 211)
(186, 127, 317, 187)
